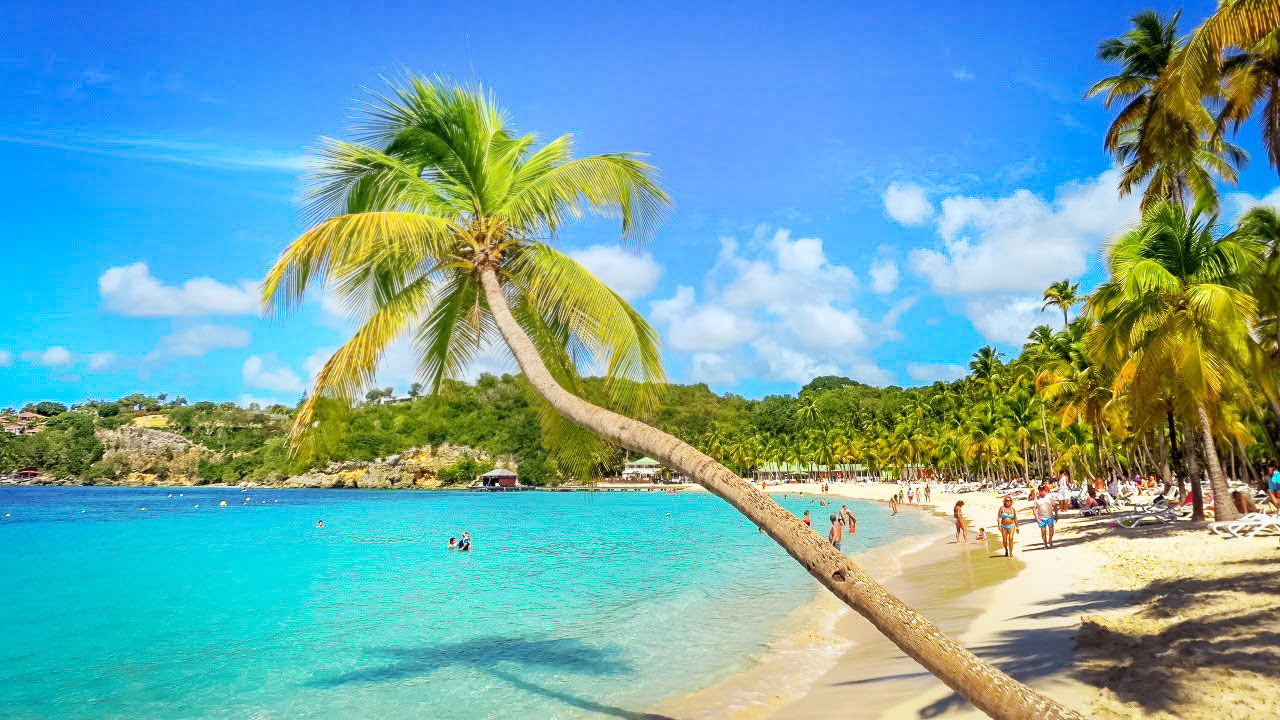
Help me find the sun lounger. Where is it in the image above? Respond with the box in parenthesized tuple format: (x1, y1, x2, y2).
(1117, 506, 1181, 527)
(1209, 513, 1280, 538)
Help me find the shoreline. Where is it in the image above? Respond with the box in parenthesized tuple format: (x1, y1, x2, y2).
(669, 480, 1280, 719)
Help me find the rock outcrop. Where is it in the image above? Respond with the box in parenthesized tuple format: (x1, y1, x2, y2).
(281, 444, 516, 489)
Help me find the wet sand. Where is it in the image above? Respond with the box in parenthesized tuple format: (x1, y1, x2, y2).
(652, 505, 1029, 719)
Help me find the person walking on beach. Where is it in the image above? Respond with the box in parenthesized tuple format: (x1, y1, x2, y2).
(924, 484, 931, 503)
(828, 514, 843, 550)
(1057, 471, 1072, 512)
(906, 486, 914, 504)
(889, 494, 899, 515)
(953, 501, 967, 544)
(996, 496, 1018, 557)
(1033, 486, 1057, 549)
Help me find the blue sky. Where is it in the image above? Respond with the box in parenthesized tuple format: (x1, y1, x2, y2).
(4, 0, 1279, 408)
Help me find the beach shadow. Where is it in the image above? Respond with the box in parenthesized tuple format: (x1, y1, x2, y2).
(914, 625, 1081, 718)
(310, 636, 632, 687)
(309, 636, 669, 719)
(1011, 589, 1131, 620)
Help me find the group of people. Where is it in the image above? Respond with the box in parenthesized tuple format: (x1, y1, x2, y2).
(888, 482, 932, 515)
(801, 505, 857, 551)
(446, 531, 472, 551)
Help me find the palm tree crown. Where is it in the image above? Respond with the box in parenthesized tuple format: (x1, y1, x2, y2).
(263, 77, 670, 451)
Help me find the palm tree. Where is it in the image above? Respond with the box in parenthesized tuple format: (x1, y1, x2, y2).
(1041, 280, 1082, 328)
(1164, 0, 1280, 120)
(1086, 10, 1185, 154)
(263, 77, 1075, 718)
(1217, 30, 1280, 173)
(1231, 206, 1280, 423)
(1088, 200, 1264, 521)
(1088, 9, 1249, 208)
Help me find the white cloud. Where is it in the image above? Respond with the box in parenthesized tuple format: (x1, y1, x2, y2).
(150, 325, 250, 360)
(883, 183, 935, 226)
(99, 262, 259, 317)
(868, 259, 900, 293)
(242, 354, 304, 393)
(86, 352, 118, 372)
(905, 362, 968, 383)
(646, 229, 899, 387)
(21, 346, 75, 367)
(1223, 186, 1280, 219)
(0, 131, 304, 172)
(568, 245, 663, 300)
(690, 352, 739, 385)
(964, 296, 1047, 346)
(904, 170, 1140, 345)
(952, 68, 975, 81)
(651, 287, 758, 351)
(0, 350, 12, 367)
(911, 170, 1137, 296)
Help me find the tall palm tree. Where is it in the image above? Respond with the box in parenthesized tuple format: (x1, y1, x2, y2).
(1164, 0, 1280, 120)
(1231, 206, 1280, 422)
(263, 77, 1075, 719)
(1089, 200, 1264, 521)
(1041, 280, 1082, 328)
(1086, 10, 1185, 154)
(1217, 30, 1280, 173)
(1089, 9, 1249, 208)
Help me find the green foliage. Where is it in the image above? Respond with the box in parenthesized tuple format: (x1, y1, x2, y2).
(437, 456, 495, 485)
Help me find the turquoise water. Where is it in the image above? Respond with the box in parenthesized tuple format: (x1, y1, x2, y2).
(0, 487, 931, 719)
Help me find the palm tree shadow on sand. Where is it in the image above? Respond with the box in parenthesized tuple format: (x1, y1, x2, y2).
(308, 636, 674, 720)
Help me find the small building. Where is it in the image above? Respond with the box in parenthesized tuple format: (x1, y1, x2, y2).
(18, 411, 42, 421)
(622, 456, 664, 481)
(478, 468, 520, 488)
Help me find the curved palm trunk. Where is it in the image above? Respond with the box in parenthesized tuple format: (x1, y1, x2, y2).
(479, 267, 1080, 720)
(1196, 405, 1239, 522)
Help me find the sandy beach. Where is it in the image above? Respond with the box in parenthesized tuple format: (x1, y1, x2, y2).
(662, 481, 1280, 719)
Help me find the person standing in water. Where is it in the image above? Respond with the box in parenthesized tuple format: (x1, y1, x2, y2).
(996, 496, 1018, 557)
(802, 509, 812, 527)
(953, 500, 967, 544)
(447, 537, 457, 550)
(828, 514, 843, 551)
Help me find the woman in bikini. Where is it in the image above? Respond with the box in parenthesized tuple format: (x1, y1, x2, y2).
(953, 500, 967, 544)
(996, 496, 1017, 557)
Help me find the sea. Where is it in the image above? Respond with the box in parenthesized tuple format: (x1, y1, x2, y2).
(0, 486, 933, 719)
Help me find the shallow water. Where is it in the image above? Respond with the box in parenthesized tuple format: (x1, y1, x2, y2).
(0, 486, 930, 719)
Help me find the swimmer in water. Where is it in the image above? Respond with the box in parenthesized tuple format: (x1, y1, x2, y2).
(447, 537, 457, 550)
(316, 520, 325, 528)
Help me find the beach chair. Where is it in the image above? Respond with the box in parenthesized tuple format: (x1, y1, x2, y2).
(1116, 506, 1181, 528)
(1210, 514, 1280, 538)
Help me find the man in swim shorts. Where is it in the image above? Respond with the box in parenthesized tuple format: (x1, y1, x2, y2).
(1033, 486, 1057, 549)
(828, 514, 843, 551)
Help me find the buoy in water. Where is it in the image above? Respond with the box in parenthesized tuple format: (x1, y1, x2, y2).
(219, 501, 228, 507)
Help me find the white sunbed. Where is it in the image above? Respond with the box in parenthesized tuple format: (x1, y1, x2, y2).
(1116, 506, 1182, 528)
(1208, 513, 1280, 538)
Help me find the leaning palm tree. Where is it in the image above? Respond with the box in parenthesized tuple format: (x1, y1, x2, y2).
(1088, 200, 1264, 521)
(263, 77, 1077, 719)
(1040, 280, 1082, 328)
